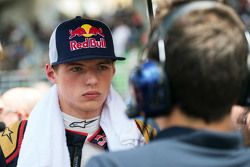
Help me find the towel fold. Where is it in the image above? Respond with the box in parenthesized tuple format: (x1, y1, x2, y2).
(101, 86, 145, 151)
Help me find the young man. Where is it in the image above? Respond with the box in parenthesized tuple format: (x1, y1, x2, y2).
(86, 1, 250, 167)
(0, 16, 154, 167)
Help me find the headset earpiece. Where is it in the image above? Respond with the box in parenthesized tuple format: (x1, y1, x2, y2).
(126, 60, 171, 118)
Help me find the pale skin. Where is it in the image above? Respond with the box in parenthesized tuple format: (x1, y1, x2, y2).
(45, 59, 115, 119)
(231, 105, 250, 130)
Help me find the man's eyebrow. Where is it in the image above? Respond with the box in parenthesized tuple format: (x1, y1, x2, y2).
(65, 60, 113, 66)
(65, 62, 83, 66)
(97, 60, 113, 64)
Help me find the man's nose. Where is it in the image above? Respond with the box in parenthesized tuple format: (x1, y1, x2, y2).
(85, 70, 98, 86)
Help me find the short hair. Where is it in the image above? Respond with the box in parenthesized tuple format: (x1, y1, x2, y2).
(151, 1, 249, 123)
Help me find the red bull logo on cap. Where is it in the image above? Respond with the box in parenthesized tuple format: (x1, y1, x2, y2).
(69, 24, 105, 39)
(69, 24, 106, 51)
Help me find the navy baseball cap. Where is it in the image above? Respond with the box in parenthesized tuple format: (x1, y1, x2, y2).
(49, 16, 125, 65)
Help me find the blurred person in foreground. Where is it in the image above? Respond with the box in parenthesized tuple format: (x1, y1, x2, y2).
(86, 1, 250, 167)
(0, 16, 154, 167)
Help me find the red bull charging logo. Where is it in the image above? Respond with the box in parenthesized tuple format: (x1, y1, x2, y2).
(69, 24, 106, 51)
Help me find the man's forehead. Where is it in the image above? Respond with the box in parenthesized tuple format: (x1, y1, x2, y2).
(65, 59, 114, 66)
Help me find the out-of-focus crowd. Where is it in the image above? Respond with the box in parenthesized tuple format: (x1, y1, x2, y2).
(0, 8, 145, 99)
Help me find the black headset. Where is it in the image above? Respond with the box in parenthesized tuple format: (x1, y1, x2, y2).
(126, 1, 250, 118)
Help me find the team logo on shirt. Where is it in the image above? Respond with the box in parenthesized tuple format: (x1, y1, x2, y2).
(88, 128, 107, 149)
(2, 127, 14, 143)
(94, 134, 107, 147)
(69, 119, 98, 129)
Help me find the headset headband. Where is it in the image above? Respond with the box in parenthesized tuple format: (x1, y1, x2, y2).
(149, 1, 221, 63)
(155, 1, 221, 40)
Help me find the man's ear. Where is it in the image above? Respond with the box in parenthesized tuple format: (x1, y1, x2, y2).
(45, 64, 57, 84)
(112, 62, 116, 76)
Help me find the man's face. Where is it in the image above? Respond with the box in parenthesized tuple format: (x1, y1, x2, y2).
(46, 59, 115, 118)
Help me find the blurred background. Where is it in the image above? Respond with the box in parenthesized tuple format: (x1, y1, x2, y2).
(0, 0, 249, 100)
(0, 0, 152, 100)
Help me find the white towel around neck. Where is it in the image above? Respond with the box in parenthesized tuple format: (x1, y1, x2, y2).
(17, 85, 144, 167)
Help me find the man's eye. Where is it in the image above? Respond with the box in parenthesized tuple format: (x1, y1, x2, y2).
(97, 65, 109, 71)
(71, 67, 82, 72)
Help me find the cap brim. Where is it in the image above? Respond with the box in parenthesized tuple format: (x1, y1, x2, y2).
(51, 55, 125, 65)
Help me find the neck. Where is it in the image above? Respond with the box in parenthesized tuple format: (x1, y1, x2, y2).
(62, 110, 101, 120)
(156, 107, 234, 132)
(59, 102, 102, 120)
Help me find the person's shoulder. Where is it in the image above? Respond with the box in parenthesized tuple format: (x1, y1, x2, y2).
(0, 120, 27, 164)
(134, 119, 157, 143)
(86, 133, 250, 167)
(87, 139, 168, 167)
